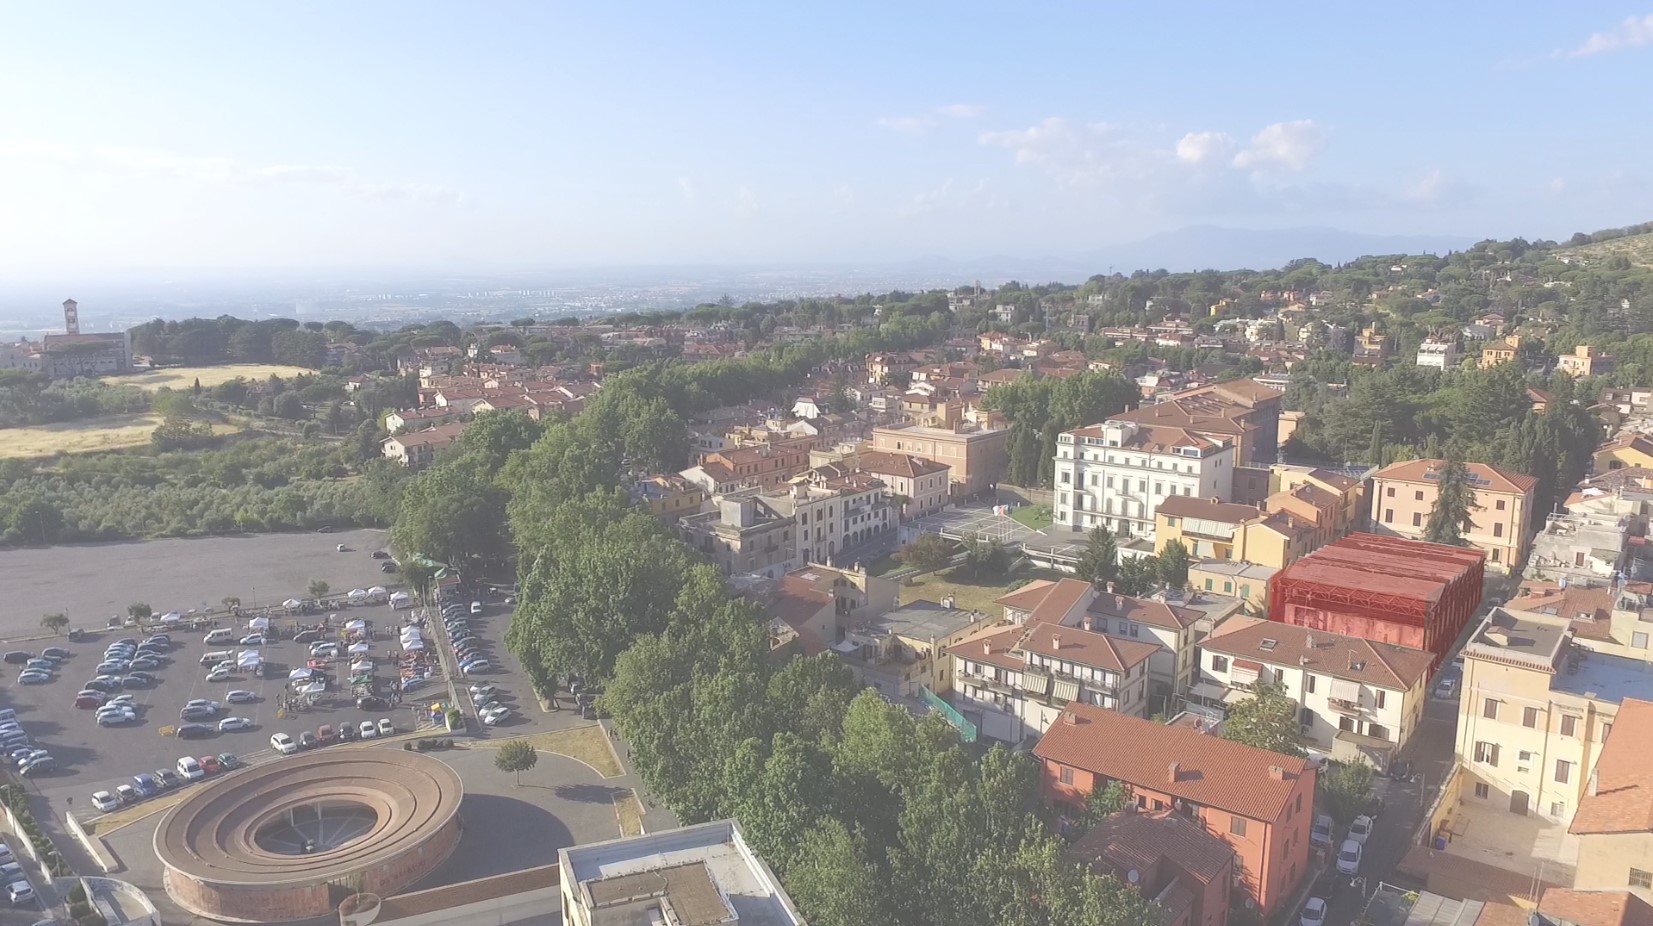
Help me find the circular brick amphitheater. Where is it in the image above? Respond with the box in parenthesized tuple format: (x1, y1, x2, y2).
(155, 750, 464, 922)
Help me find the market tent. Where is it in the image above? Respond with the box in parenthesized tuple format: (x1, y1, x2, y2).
(238, 653, 262, 668)
(402, 639, 426, 652)
(345, 619, 367, 631)
(288, 668, 313, 681)
(348, 642, 370, 654)
(283, 598, 302, 609)
(368, 586, 388, 596)
(351, 659, 373, 673)
(247, 616, 270, 630)
(348, 589, 369, 599)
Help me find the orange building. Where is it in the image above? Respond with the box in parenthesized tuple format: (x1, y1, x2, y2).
(1067, 809, 1234, 926)
(698, 439, 813, 489)
(1034, 702, 1317, 914)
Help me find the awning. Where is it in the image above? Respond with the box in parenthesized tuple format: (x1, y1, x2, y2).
(1222, 687, 1253, 705)
(1330, 678, 1362, 701)
(1052, 679, 1080, 703)
(346, 619, 366, 631)
(247, 616, 270, 630)
(1233, 658, 1264, 671)
(832, 640, 860, 654)
(1188, 681, 1226, 702)
(1022, 669, 1051, 697)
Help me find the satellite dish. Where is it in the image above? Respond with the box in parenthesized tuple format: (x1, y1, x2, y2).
(1127, 868, 1141, 885)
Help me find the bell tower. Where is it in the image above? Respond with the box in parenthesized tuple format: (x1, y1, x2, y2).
(63, 299, 79, 335)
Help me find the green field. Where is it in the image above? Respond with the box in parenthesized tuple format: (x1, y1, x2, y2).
(0, 413, 239, 459)
(107, 363, 314, 391)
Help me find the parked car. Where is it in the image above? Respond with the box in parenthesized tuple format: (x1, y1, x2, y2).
(481, 705, 510, 726)
(357, 695, 389, 711)
(219, 717, 253, 732)
(376, 718, 395, 737)
(74, 693, 108, 709)
(97, 711, 138, 727)
(317, 724, 336, 745)
(128, 656, 162, 671)
(17, 757, 55, 777)
(470, 601, 483, 614)
(1310, 814, 1334, 849)
(227, 689, 258, 703)
(1335, 839, 1363, 875)
(358, 720, 378, 740)
(41, 647, 70, 660)
(121, 674, 154, 689)
(1301, 896, 1328, 926)
(270, 733, 299, 755)
(84, 677, 122, 693)
(176, 723, 215, 740)
(205, 665, 234, 683)
(1, 652, 32, 665)
(24, 659, 55, 672)
(293, 630, 323, 644)
(114, 783, 140, 805)
(1348, 814, 1374, 846)
(217, 753, 241, 770)
(132, 773, 161, 797)
(90, 791, 120, 813)
(7, 880, 34, 906)
(298, 731, 318, 750)
(155, 769, 183, 789)
(16, 673, 51, 686)
(199, 755, 222, 775)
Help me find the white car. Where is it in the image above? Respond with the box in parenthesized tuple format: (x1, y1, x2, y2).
(481, 705, 511, 726)
(270, 733, 299, 755)
(96, 711, 138, 727)
(90, 790, 120, 813)
(1348, 814, 1374, 845)
(1336, 838, 1363, 875)
(239, 634, 265, 646)
(205, 665, 234, 683)
(310, 642, 340, 658)
(358, 720, 378, 740)
(1300, 896, 1327, 926)
(227, 690, 258, 703)
(376, 718, 394, 737)
(107, 694, 137, 707)
(177, 756, 205, 781)
(7, 879, 34, 905)
(219, 717, 253, 733)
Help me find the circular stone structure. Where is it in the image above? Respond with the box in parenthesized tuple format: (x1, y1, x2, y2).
(156, 750, 464, 923)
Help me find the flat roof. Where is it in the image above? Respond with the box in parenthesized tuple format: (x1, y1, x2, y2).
(1466, 608, 1653, 704)
(862, 601, 990, 641)
(561, 820, 802, 926)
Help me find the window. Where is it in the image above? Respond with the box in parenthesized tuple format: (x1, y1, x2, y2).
(1412, 511, 1423, 527)
(1296, 794, 1303, 814)
(1551, 801, 1566, 817)
(1384, 508, 1394, 523)
(1386, 486, 1395, 497)
(1374, 690, 1386, 709)
(1475, 782, 1490, 799)
(1493, 522, 1504, 538)
(1632, 868, 1653, 889)
(1496, 499, 1506, 511)
(1212, 654, 1229, 672)
(1415, 490, 1425, 501)
(1305, 675, 1317, 694)
(1059, 766, 1074, 785)
(1635, 632, 1649, 650)
(1561, 715, 1578, 737)
(1555, 760, 1572, 784)
(1524, 707, 1539, 728)
(1230, 817, 1248, 837)
(1165, 516, 1177, 526)
(1204, 578, 1214, 591)
(1061, 471, 1070, 484)
(1475, 741, 1500, 766)
(1484, 698, 1499, 720)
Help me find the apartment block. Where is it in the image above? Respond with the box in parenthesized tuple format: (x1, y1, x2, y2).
(870, 421, 1009, 499)
(1054, 419, 1236, 538)
(1370, 459, 1537, 573)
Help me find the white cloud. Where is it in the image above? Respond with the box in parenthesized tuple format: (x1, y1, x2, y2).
(936, 103, 984, 119)
(678, 176, 698, 202)
(0, 140, 452, 202)
(978, 117, 1155, 187)
(1232, 120, 1324, 172)
(1558, 13, 1653, 58)
(1175, 131, 1235, 166)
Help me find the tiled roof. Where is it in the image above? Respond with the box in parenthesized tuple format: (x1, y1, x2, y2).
(1026, 578, 1097, 624)
(1067, 808, 1232, 884)
(1067, 420, 1225, 454)
(1571, 697, 1653, 836)
(1086, 591, 1202, 631)
(1203, 617, 1435, 690)
(1504, 585, 1618, 643)
(994, 579, 1057, 613)
(1372, 459, 1539, 495)
(1034, 702, 1312, 823)
(1158, 495, 1261, 524)
(1538, 888, 1653, 926)
(856, 450, 949, 479)
(947, 625, 1027, 672)
(1017, 622, 1158, 672)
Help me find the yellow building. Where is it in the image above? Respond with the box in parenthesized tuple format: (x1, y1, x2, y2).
(1481, 335, 1522, 369)
(630, 474, 707, 523)
(1187, 560, 1275, 614)
(1593, 434, 1653, 473)
(1269, 464, 1366, 538)
(1570, 697, 1653, 901)
(1370, 459, 1537, 573)
(1155, 496, 1318, 570)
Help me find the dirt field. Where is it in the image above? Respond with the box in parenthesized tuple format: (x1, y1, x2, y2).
(0, 413, 238, 459)
(107, 363, 314, 391)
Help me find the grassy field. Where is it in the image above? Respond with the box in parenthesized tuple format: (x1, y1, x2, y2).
(0, 414, 240, 459)
(897, 568, 1020, 615)
(108, 363, 314, 391)
(1554, 232, 1653, 268)
(1010, 504, 1053, 530)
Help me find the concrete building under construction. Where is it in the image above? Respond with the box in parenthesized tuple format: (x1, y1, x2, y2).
(1266, 533, 1485, 669)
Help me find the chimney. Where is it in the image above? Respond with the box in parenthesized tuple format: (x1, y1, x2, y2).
(1268, 765, 1285, 780)
(1167, 761, 1180, 783)
(1589, 770, 1599, 797)
(1106, 582, 1116, 594)
(1083, 616, 1096, 632)
(1061, 710, 1078, 725)
(1051, 634, 1063, 651)
(982, 641, 992, 656)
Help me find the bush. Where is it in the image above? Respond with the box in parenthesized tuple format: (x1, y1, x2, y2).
(69, 901, 92, 920)
(69, 883, 88, 904)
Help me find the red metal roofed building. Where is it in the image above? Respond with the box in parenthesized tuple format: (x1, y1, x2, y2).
(1267, 533, 1485, 669)
(1034, 702, 1316, 914)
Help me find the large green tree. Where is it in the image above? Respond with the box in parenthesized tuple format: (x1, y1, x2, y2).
(1222, 682, 1305, 757)
(1073, 527, 1119, 588)
(1424, 451, 1480, 546)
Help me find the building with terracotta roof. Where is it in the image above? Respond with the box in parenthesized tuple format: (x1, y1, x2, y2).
(851, 450, 950, 519)
(1270, 464, 1368, 536)
(1189, 560, 1276, 614)
(1155, 496, 1318, 570)
(763, 472, 894, 566)
(1504, 582, 1653, 659)
(629, 474, 708, 523)
(759, 564, 896, 659)
(1269, 534, 1485, 668)
(678, 495, 797, 580)
(1570, 698, 1653, 900)
(870, 421, 1009, 500)
(1560, 345, 1616, 379)
(1534, 887, 1653, 926)
(1594, 434, 1653, 475)
(992, 577, 1213, 714)
(1067, 809, 1234, 926)
(1197, 617, 1435, 765)
(946, 618, 1158, 742)
(1054, 417, 1237, 539)
(1033, 702, 1317, 914)
(698, 440, 813, 490)
(1162, 379, 1286, 464)
(1371, 459, 1538, 573)
(381, 422, 470, 469)
(836, 599, 998, 698)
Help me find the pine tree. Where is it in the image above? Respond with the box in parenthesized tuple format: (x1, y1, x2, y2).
(1073, 527, 1118, 587)
(1424, 451, 1480, 546)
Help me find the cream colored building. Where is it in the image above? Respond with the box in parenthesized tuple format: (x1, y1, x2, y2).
(1570, 697, 1653, 901)
(1197, 618, 1434, 766)
(870, 422, 1009, 499)
(1055, 419, 1236, 538)
(1370, 459, 1537, 573)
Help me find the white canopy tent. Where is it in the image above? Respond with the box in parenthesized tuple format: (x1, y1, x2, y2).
(247, 616, 270, 631)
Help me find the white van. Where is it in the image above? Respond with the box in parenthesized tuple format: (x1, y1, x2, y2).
(203, 628, 235, 645)
(199, 650, 235, 666)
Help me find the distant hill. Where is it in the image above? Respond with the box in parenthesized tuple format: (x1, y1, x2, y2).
(1554, 231, 1653, 268)
(1085, 225, 1477, 273)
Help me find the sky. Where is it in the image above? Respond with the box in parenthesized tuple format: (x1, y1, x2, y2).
(1, 1, 1651, 278)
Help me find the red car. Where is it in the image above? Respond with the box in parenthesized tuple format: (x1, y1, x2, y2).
(198, 755, 222, 775)
(306, 659, 330, 670)
(316, 724, 336, 745)
(74, 693, 107, 709)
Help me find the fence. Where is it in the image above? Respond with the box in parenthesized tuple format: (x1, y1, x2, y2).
(920, 686, 978, 743)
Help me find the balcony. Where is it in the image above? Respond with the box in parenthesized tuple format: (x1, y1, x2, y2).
(1328, 696, 1362, 716)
